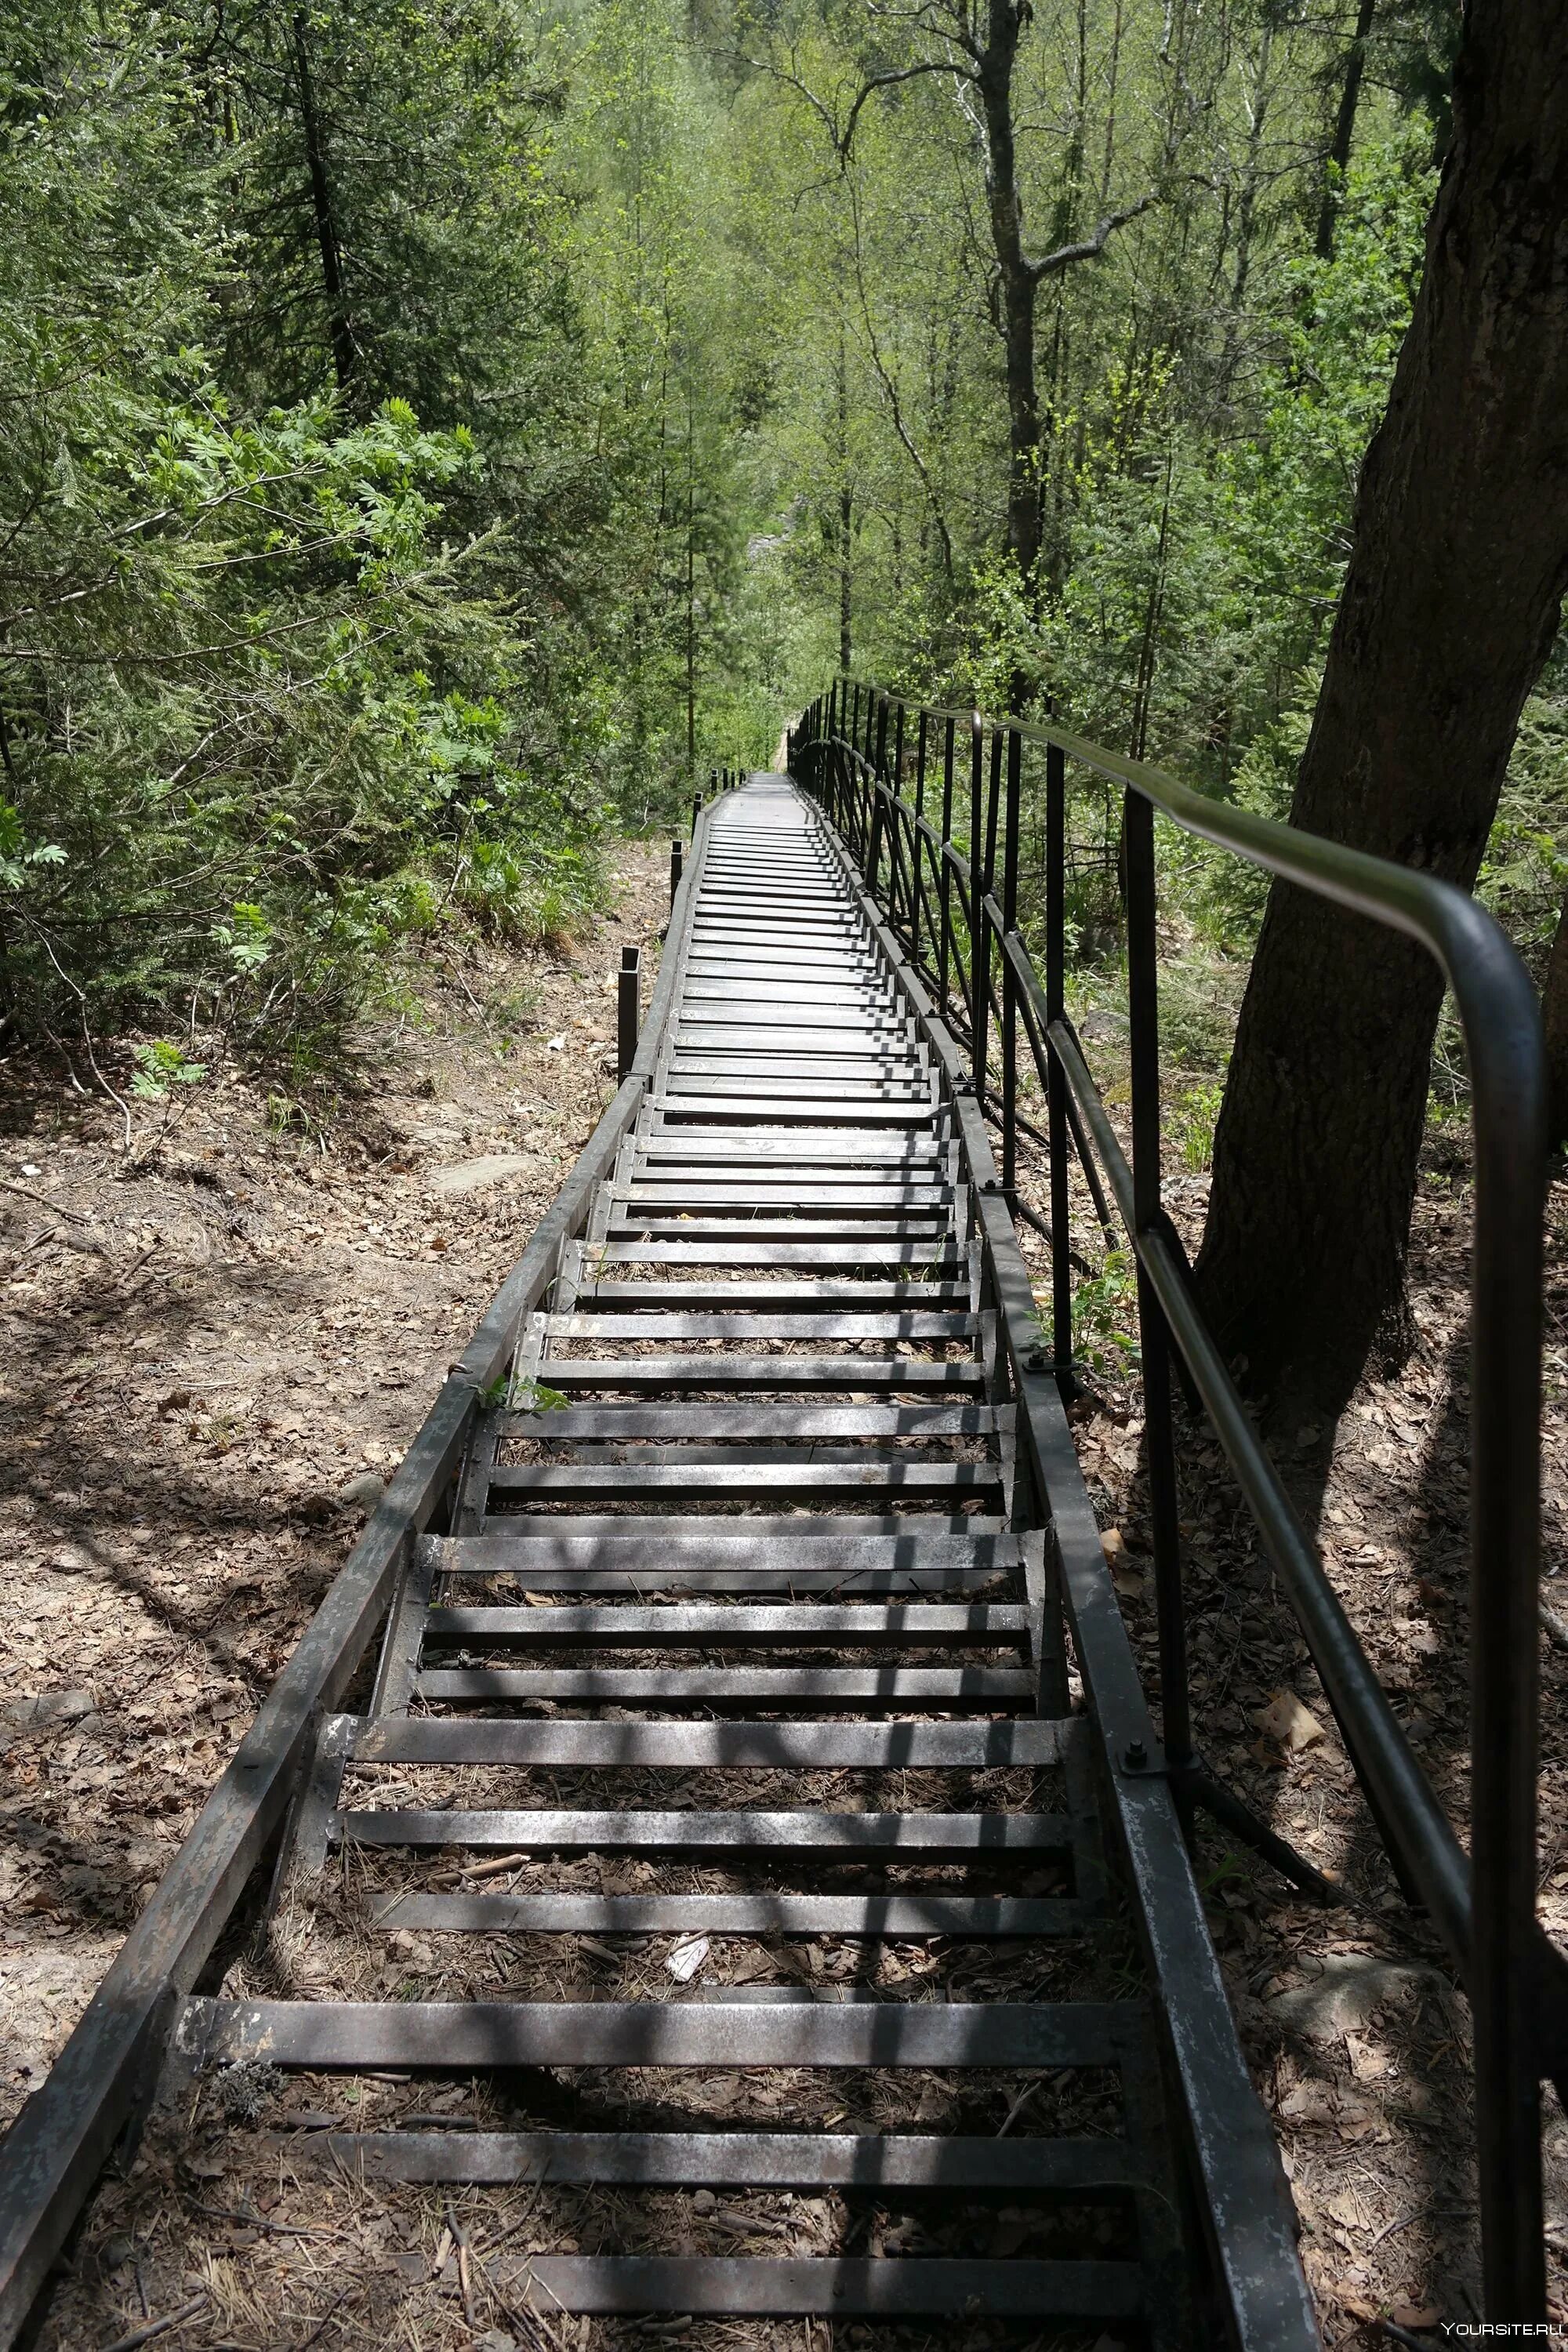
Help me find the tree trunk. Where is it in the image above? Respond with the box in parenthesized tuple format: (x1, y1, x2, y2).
(1196, 0, 1568, 1412)
(1315, 0, 1376, 261)
(292, 11, 356, 394)
(1544, 886, 1568, 1150)
(976, 1, 1040, 590)
(836, 314, 852, 672)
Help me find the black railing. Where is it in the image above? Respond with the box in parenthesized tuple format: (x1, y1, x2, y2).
(789, 676, 1556, 2322)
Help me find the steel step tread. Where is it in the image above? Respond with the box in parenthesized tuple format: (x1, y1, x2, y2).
(350, 1716, 1065, 1766)
(482, 1466, 998, 1501)
(586, 1243, 964, 1268)
(562, 1287, 972, 1312)
(181, 1994, 1139, 2069)
(423, 1602, 1028, 1646)
(415, 1667, 1036, 1706)
(528, 1358, 988, 1392)
(271, 2127, 1134, 2190)
(430, 1525, 1016, 1558)
(495, 1403, 995, 1436)
(541, 1312, 973, 1339)
(459, 1516, 1008, 1542)
(335, 1807, 1070, 1853)
(370, 1892, 1085, 1936)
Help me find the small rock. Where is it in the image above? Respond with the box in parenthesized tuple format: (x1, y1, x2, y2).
(430, 1152, 533, 1197)
(1269, 1952, 1443, 2041)
(546, 1034, 567, 1052)
(0, 1688, 96, 1729)
(691, 2189, 718, 2216)
(338, 1472, 385, 1512)
(1099, 1528, 1125, 1562)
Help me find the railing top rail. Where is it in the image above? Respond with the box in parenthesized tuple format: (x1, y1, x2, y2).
(829, 680, 1544, 1105)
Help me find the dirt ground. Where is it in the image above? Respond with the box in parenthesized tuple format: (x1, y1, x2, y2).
(0, 840, 670, 2134)
(4, 824, 1568, 2350)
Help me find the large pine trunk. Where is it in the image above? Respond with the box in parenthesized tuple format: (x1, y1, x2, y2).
(1195, 0, 1568, 1410)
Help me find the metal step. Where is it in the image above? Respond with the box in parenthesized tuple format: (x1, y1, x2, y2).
(415, 1666, 1036, 1708)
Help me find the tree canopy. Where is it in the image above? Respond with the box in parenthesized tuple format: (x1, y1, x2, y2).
(9, 0, 1561, 1153)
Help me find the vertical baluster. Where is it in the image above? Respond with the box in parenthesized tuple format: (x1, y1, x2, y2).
(970, 711, 987, 1102)
(1001, 726, 1022, 1196)
(1046, 738, 1073, 1390)
(912, 712, 928, 971)
(1123, 787, 1193, 1800)
(869, 695, 890, 897)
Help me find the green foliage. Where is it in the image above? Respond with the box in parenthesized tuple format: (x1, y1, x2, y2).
(6, 0, 1555, 1109)
(130, 1041, 207, 1100)
(1068, 1249, 1142, 1379)
(0, 0, 768, 1072)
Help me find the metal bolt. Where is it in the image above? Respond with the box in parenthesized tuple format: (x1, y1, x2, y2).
(1123, 1740, 1148, 1772)
(1025, 1349, 1047, 1374)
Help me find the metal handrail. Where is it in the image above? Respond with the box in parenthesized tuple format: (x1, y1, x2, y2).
(789, 674, 1552, 2321)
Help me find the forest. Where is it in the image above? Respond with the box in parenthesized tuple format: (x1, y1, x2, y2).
(11, 0, 1559, 1107)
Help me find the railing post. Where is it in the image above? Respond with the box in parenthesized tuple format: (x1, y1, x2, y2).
(939, 716, 956, 1028)
(616, 943, 641, 1083)
(1046, 737, 1073, 1391)
(970, 711, 987, 1102)
(670, 838, 683, 905)
(691, 788, 703, 836)
(912, 711, 928, 971)
(1001, 724, 1022, 1196)
(892, 701, 906, 935)
(1123, 786, 1193, 1794)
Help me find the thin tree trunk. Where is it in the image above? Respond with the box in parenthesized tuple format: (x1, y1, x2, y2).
(837, 314, 852, 672)
(1315, 0, 1376, 262)
(292, 11, 356, 394)
(976, 1, 1040, 593)
(1196, 0, 1568, 1410)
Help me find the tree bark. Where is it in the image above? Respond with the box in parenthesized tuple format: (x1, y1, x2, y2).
(292, 11, 356, 394)
(1196, 0, 1568, 1411)
(975, 1, 1041, 589)
(1315, 0, 1376, 262)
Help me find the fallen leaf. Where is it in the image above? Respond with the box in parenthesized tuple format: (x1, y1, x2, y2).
(666, 1936, 710, 1983)
(1254, 1690, 1325, 1751)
